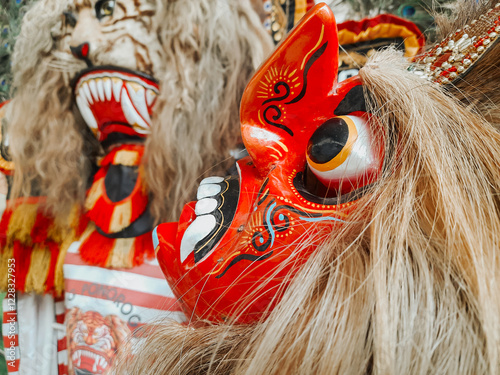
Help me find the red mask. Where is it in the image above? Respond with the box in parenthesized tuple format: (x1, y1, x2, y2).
(155, 4, 385, 324)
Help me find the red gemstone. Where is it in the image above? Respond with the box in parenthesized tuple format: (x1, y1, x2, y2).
(81, 43, 89, 58)
(435, 52, 451, 67)
(474, 38, 485, 48)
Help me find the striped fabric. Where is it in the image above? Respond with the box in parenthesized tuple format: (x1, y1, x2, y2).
(2, 295, 19, 375)
(63, 242, 185, 374)
(55, 296, 68, 375)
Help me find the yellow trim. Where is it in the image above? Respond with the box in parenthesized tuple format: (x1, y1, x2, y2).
(8, 203, 39, 244)
(109, 200, 132, 233)
(113, 149, 140, 166)
(293, 0, 308, 25)
(306, 116, 358, 172)
(107, 237, 135, 268)
(25, 245, 52, 294)
(0, 246, 14, 291)
(302, 25, 325, 70)
(338, 23, 421, 58)
(85, 178, 104, 211)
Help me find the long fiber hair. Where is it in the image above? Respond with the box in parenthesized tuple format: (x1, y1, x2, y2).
(6, 0, 273, 221)
(113, 46, 500, 375)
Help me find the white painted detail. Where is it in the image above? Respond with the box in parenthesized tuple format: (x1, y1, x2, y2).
(78, 71, 159, 92)
(76, 95, 98, 130)
(88, 79, 99, 102)
(82, 82, 94, 105)
(146, 89, 156, 106)
(126, 82, 151, 125)
(200, 176, 225, 185)
(120, 89, 150, 133)
(96, 79, 105, 102)
(197, 183, 222, 200)
(103, 78, 112, 101)
(249, 127, 282, 144)
(112, 79, 123, 102)
(180, 215, 217, 263)
(195, 198, 219, 216)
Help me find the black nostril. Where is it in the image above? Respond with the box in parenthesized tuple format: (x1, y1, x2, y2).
(70, 42, 92, 66)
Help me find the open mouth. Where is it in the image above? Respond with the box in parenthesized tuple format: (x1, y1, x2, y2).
(179, 175, 240, 264)
(72, 347, 110, 374)
(73, 66, 159, 141)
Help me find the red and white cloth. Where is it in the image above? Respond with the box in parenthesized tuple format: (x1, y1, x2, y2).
(3, 293, 58, 375)
(62, 242, 185, 375)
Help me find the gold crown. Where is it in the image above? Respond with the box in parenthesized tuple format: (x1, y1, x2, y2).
(411, 2, 500, 85)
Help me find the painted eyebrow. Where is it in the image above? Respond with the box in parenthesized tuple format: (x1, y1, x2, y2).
(334, 85, 367, 116)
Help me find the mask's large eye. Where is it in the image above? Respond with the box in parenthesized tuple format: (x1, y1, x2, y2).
(95, 0, 115, 20)
(306, 115, 383, 195)
(338, 69, 359, 83)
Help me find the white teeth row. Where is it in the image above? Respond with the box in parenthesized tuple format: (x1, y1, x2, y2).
(72, 349, 108, 370)
(76, 77, 158, 134)
(180, 176, 225, 263)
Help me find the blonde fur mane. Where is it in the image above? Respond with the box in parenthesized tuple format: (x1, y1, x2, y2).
(113, 46, 500, 375)
(6, 0, 273, 221)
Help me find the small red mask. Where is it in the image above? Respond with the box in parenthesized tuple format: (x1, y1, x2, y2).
(155, 4, 385, 323)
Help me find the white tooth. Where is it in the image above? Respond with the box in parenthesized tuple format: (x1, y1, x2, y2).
(180, 215, 217, 263)
(76, 94, 98, 130)
(77, 350, 81, 359)
(88, 80, 99, 102)
(72, 352, 77, 361)
(121, 89, 150, 133)
(200, 176, 224, 185)
(99, 357, 107, 367)
(77, 354, 81, 367)
(126, 82, 151, 125)
(92, 357, 98, 373)
(82, 82, 94, 104)
(112, 78, 123, 102)
(195, 198, 219, 216)
(197, 184, 222, 200)
(96, 79, 105, 101)
(103, 78, 112, 101)
(78, 87, 89, 107)
(146, 89, 157, 106)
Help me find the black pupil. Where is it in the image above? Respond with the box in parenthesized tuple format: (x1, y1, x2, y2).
(307, 118, 350, 164)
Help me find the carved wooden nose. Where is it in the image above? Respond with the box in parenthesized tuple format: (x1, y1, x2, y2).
(70, 42, 90, 60)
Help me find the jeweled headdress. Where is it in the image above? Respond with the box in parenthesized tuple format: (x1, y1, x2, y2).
(412, 3, 500, 85)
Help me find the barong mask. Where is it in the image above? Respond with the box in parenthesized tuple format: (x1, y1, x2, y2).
(60, 0, 160, 143)
(155, 4, 385, 323)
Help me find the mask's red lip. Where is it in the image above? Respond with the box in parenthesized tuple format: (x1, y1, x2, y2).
(154, 202, 197, 256)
